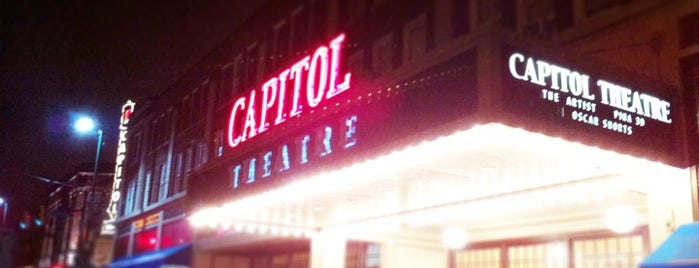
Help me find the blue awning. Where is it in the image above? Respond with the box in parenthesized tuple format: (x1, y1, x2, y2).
(640, 223, 699, 268)
(107, 244, 191, 268)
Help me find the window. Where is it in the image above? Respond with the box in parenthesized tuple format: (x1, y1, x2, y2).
(179, 96, 191, 131)
(403, 15, 427, 63)
(455, 231, 648, 268)
(456, 247, 501, 268)
(128, 132, 143, 164)
(214, 130, 224, 157)
(245, 44, 259, 88)
(194, 142, 203, 168)
(219, 64, 233, 106)
(573, 235, 645, 267)
(158, 163, 169, 200)
(522, 0, 555, 38)
(143, 171, 151, 206)
(114, 237, 129, 259)
(199, 141, 208, 166)
(171, 152, 184, 196)
(680, 53, 699, 129)
(194, 85, 206, 119)
(185, 147, 193, 173)
(191, 88, 200, 124)
(679, 12, 699, 48)
(291, 6, 309, 58)
(310, 0, 328, 43)
(273, 21, 290, 65)
(372, 33, 395, 74)
(125, 179, 138, 214)
(147, 170, 159, 205)
(476, 0, 501, 25)
(346, 241, 380, 268)
(344, 0, 370, 25)
(160, 219, 192, 249)
(585, 0, 635, 16)
(508, 243, 566, 268)
(133, 175, 144, 211)
(452, 0, 470, 37)
(348, 50, 365, 75)
(233, 54, 245, 94)
(133, 227, 158, 255)
(150, 119, 160, 150)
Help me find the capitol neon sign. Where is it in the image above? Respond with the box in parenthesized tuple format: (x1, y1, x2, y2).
(103, 100, 135, 234)
(228, 33, 352, 148)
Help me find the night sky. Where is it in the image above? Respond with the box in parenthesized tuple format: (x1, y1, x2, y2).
(0, 1, 265, 225)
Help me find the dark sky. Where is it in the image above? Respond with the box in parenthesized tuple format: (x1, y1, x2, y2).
(0, 1, 264, 224)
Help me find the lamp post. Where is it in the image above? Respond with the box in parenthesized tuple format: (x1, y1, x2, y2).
(74, 116, 103, 267)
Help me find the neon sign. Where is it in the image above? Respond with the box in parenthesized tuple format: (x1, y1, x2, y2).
(232, 115, 357, 189)
(507, 52, 671, 135)
(103, 100, 135, 234)
(228, 33, 352, 148)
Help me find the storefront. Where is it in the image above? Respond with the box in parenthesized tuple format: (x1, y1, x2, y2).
(186, 32, 698, 268)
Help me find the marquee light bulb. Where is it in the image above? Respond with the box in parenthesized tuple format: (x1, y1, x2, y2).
(442, 227, 468, 249)
(605, 206, 638, 234)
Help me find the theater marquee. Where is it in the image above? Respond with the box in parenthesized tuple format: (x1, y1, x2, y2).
(502, 44, 678, 157)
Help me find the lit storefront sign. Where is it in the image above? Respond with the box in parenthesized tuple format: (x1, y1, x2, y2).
(502, 45, 678, 158)
(103, 100, 135, 234)
(228, 33, 352, 148)
(187, 46, 477, 207)
(507, 52, 672, 135)
(132, 213, 160, 230)
(232, 115, 357, 189)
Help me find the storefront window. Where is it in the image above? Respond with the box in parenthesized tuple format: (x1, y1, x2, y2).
(455, 231, 647, 268)
(160, 219, 192, 249)
(456, 247, 501, 268)
(572, 235, 645, 267)
(114, 236, 129, 259)
(509, 242, 566, 268)
(133, 227, 158, 255)
(264, 252, 309, 268)
(346, 241, 380, 268)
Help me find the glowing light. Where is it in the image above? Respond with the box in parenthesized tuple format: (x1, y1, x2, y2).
(149, 237, 157, 245)
(307, 46, 329, 108)
(74, 117, 96, 133)
(232, 164, 242, 188)
(320, 126, 332, 156)
(247, 158, 257, 184)
(262, 151, 273, 177)
(344, 115, 357, 148)
(442, 227, 468, 249)
(193, 123, 666, 240)
(227, 33, 351, 148)
(605, 206, 638, 234)
(300, 135, 310, 164)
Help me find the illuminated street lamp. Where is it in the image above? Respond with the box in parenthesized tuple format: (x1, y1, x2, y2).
(73, 116, 104, 267)
(0, 197, 7, 227)
(74, 116, 104, 183)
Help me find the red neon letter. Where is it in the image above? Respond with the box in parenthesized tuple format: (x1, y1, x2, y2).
(290, 56, 310, 117)
(275, 69, 291, 125)
(326, 34, 351, 99)
(259, 77, 278, 134)
(228, 97, 247, 147)
(307, 46, 329, 108)
(242, 90, 258, 141)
